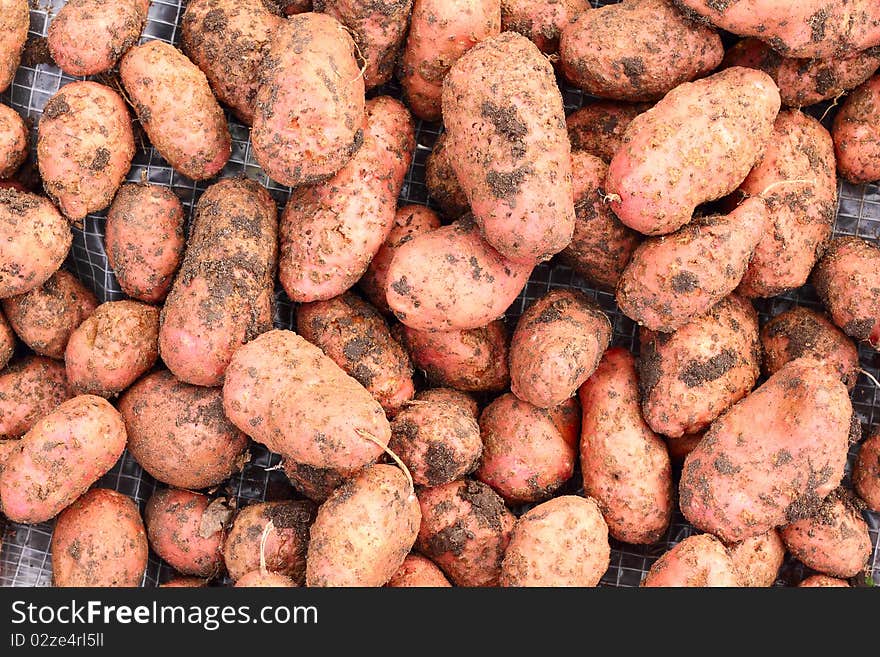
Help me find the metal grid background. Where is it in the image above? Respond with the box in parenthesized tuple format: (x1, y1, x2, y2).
(0, 0, 877, 587)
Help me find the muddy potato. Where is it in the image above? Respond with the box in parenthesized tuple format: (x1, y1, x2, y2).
(832, 74, 880, 185)
(501, 0, 588, 54)
(642, 534, 741, 587)
(235, 571, 297, 587)
(425, 134, 469, 219)
(566, 101, 649, 163)
(414, 388, 478, 418)
(548, 397, 581, 449)
(799, 575, 850, 587)
(0, 104, 27, 180)
(726, 530, 785, 587)
(387, 554, 452, 587)
(0, 0, 31, 93)
(0, 309, 12, 370)
(0, 356, 71, 440)
(854, 431, 880, 511)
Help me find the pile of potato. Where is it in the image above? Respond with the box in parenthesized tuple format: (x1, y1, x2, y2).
(0, 0, 878, 588)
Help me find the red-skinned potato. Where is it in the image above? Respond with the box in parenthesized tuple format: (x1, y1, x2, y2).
(566, 101, 649, 163)
(854, 431, 880, 511)
(579, 347, 673, 544)
(726, 530, 785, 587)
(0, 103, 27, 180)
(0, 0, 28, 94)
(0, 308, 12, 369)
(549, 397, 580, 449)
(799, 574, 850, 587)
(387, 554, 452, 587)
(501, 0, 588, 54)
(665, 432, 703, 465)
(51, 488, 147, 587)
(425, 134, 469, 219)
(235, 571, 297, 587)
(161, 577, 208, 588)
(832, 74, 880, 184)
(0, 356, 71, 440)
(414, 388, 478, 418)
(642, 534, 741, 587)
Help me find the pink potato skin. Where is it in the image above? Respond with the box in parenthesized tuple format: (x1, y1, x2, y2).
(425, 134, 469, 219)
(105, 183, 185, 303)
(566, 101, 650, 163)
(387, 554, 452, 587)
(1, 270, 97, 360)
(642, 534, 741, 587)
(385, 218, 533, 332)
(279, 96, 414, 303)
(0, 104, 27, 180)
(235, 571, 296, 587)
(0, 308, 12, 369)
(476, 393, 575, 504)
(251, 13, 365, 187)
(665, 432, 703, 466)
(726, 529, 785, 587)
(616, 197, 767, 333)
(0, 0, 28, 94)
(0, 357, 71, 440)
(359, 205, 441, 314)
(799, 575, 849, 587)
(606, 67, 780, 236)
(161, 577, 208, 588)
(680, 358, 853, 543)
(560, 0, 723, 102)
(51, 488, 148, 587)
(0, 395, 127, 524)
(501, 0, 588, 54)
(416, 479, 515, 587)
(736, 110, 837, 298)
(832, 75, 880, 185)
(159, 177, 277, 386)
(399, 0, 501, 122)
(414, 388, 479, 419)
(854, 432, 880, 511)
(47, 0, 149, 77)
(578, 347, 673, 544)
(120, 40, 231, 181)
(549, 397, 580, 450)
(443, 32, 575, 265)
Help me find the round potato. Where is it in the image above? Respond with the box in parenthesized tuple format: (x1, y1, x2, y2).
(501, 0, 588, 54)
(0, 356, 71, 440)
(832, 74, 880, 184)
(854, 431, 880, 511)
(415, 388, 479, 419)
(386, 554, 452, 587)
(0, 0, 29, 94)
(0, 103, 27, 180)
(566, 101, 649, 163)
(726, 530, 785, 587)
(425, 134, 469, 219)
(642, 534, 741, 587)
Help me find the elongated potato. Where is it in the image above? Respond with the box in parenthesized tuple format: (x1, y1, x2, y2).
(0, 104, 27, 180)
(416, 479, 515, 587)
(119, 370, 249, 489)
(638, 295, 761, 438)
(386, 218, 532, 331)
(395, 320, 510, 392)
(252, 12, 364, 187)
(399, 0, 501, 122)
(726, 530, 785, 587)
(279, 97, 414, 303)
(120, 40, 231, 181)
(799, 574, 850, 587)
(566, 101, 649, 163)
(606, 67, 780, 236)
(444, 32, 574, 264)
(510, 289, 611, 409)
(0, 357, 71, 440)
(1, 270, 97, 359)
(160, 177, 277, 386)
(736, 110, 836, 298)
(0, 189, 72, 300)
(832, 74, 880, 184)
(51, 489, 147, 587)
(501, 0, 588, 54)
(387, 554, 452, 587)
(680, 358, 852, 543)
(425, 134, 469, 219)
(617, 198, 767, 332)
(854, 431, 880, 511)
(306, 464, 420, 587)
(0, 0, 29, 94)
(560, 0, 723, 102)
(579, 347, 672, 544)
(0, 395, 126, 524)
(642, 534, 740, 587)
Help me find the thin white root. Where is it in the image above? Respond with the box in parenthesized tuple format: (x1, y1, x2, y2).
(820, 91, 846, 123)
(263, 461, 285, 472)
(860, 369, 880, 390)
(357, 429, 415, 499)
(259, 520, 275, 576)
(601, 192, 622, 204)
(339, 24, 368, 84)
(759, 178, 816, 197)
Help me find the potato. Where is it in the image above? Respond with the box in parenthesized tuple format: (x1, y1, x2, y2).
(181, 0, 284, 125)
(617, 198, 767, 332)
(223, 500, 316, 584)
(47, 0, 148, 77)
(389, 399, 482, 487)
(359, 205, 441, 314)
(832, 74, 880, 184)
(252, 12, 364, 187)
(120, 40, 231, 181)
(761, 307, 859, 391)
(0, 0, 27, 92)
(0, 439, 16, 472)
(560, 0, 723, 102)
(414, 388, 478, 418)
(425, 134, 469, 219)
(1, 270, 97, 359)
(780, 490, 871, 578)
(0, 395, 126, 524)
(799, 575, 849, 587)
(145, 488, 229, 578)
(674, 0, 880, 59)
(501, 0, 588, 54)
(386, 218, 532, 331)
(160, 177, 277, 386)
(680, 358, 852, 543)
(549, 396, 580, 449)
(736, 110, 836, 298)
(65, 300, 159, 398)
(105, 183, 185, 303)
(606, 67, 780, 236)
(51, 488, 147, 587)
(500, 496, 609, 587)
(638, 295, 761, 438)
(0, 356, 71, 440)
(282, 462, 347, 504)
(416, 479, 515, 587)
(510, 289, 611, 409)
(854, 431, 880, 511)
(476, 393, 575, 504)
(0, 308, 13, 369)
(443, 32, 574, 265)
(306, 464, 420, 587)
(726, 529, 785, 587)
(161, 577, 208, 588)
(722, 38, 880, 108)
(0, 189, 72, 299)
(579, 347, 673, 544)
(0, 103, 27, 180)
(386, 554, 452, 587)
(279, 97, 414, 303)
(399, 0, 500, 122)
(235, 571, 296, 587)
(296, 293, 414, 416)
(566, 101, 649, 163)
(812, 237, 880, 349)
(395, 320, 510, 393)
(642, 534, 740, 587)
(665, 432, 703, 465)
(119, 370, 249, 489)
